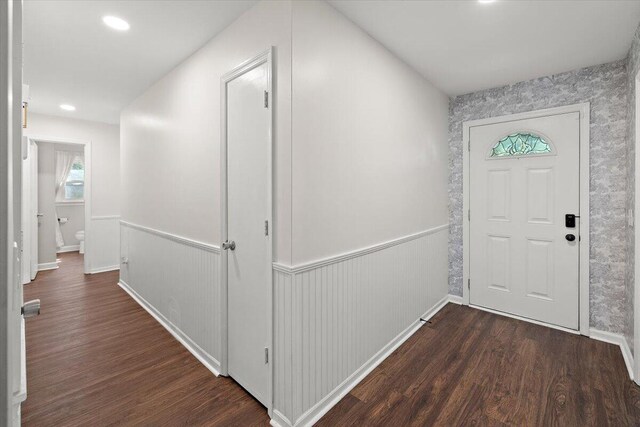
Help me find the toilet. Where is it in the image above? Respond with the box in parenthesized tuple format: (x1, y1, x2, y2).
(75, 230, 85, 254)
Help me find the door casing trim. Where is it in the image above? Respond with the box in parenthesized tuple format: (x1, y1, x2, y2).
(219, 47, 274, 414)
(462, 102, 590, 334)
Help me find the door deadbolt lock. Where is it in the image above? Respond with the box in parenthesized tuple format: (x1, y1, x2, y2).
(565, 234, 576, 242)
(22, 299, 41, 318)
(222, 240, 236, 251)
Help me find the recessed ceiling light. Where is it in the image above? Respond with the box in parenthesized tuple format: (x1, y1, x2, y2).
(102, 15, 130, 31)
(60, 104, 76, 111)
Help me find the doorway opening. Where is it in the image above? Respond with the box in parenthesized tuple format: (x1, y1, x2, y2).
(21, 136, 92, 281)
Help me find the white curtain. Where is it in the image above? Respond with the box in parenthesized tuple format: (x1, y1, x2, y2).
(54, 151, 76, 248)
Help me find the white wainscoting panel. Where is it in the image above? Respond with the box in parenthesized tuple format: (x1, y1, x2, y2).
(90, 216, 121, 273)
(272, 224, 449, 426)
(120, 221, 222, 373)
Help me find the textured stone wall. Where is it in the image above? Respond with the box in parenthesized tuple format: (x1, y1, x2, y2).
(625, 26, 640, 352)
(448, 60, 629, 334)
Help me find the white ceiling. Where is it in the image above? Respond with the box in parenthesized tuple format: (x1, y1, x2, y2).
(24, 1, 640, 124)
(24, 0, 257, 124)
(329, 0, 640, 96)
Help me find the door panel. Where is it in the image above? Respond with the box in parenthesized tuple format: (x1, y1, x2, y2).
(470, 112, 580, 329)
(226, 61, 270, 407)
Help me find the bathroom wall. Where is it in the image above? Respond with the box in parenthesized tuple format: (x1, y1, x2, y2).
(448, 60, 629, 336)
(56, 204, 84, 250)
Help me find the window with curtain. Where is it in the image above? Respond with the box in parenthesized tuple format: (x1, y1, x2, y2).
(59, 155, 84, 202)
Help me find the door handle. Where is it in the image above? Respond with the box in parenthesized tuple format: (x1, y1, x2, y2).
(36, 213, 43, 217)
(222, 240, 236, 251)
(22, 299, 40, 318)
(565, 234, 576, 242)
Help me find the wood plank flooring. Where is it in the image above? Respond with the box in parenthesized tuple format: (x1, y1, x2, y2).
(22, 252, 640, 426)
(21, 252, 269, 426)
(318, 303, 640, 426)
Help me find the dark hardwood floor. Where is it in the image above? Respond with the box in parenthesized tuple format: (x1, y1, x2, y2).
(318, 303, 640, 426)
(22, 252, 269, 426)
(22, 252, 640, 426)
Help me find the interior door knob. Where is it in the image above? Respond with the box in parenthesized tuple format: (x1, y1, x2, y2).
(222, 240, 236, 251)
(565, 234, 576, 242)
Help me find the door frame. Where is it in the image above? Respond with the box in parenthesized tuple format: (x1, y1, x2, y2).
(634, 70, 640, 384)
(219, 47, 274, 412)
(25, 135, 92, 275)
(462, 102, 590, 335)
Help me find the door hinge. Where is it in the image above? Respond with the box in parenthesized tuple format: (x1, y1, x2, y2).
(468, 278, 471, 289)
(265, 347, 269, 364)
(468, 209, 470, 221)
(264, 90, 269, 108)
(468, 139, 471, 152)
(265, 220, 269, 236)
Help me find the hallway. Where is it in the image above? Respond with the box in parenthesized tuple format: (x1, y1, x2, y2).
(21, 252, 269, 426)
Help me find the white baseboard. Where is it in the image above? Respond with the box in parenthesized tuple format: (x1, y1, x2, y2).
(57, 245, 80, 253)
(272, 294, 451, 427)
(590, 329, 634, 381)
(447, 294, 463, 305)
(90, 265, 119, 274)
(37, 261, 59, 271)
(118, 280, 221, 377)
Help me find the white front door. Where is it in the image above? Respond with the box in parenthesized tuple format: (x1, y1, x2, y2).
(469, 112, 580, 329)
(225, 59, 271, 407)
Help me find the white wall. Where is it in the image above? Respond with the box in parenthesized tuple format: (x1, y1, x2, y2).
(290, 1, 449, 265)
(119, 0, 293, 378)
(119, 1, 450, 425)
(26, 113, 120, 272)
(121, 0, 292, 263)
(270, 2, 450, 424)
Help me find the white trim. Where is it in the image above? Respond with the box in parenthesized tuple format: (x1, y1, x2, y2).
(634, 70, 640, 385)
(220, 47, 274, 414)
(56, 245, 79, 253)
(590, 329, 634, 381)
(37, 261, 59, 271)
(90, 265, 119, 274)
(120, 220, 220, 254)
(462, 102, 590, 335)
(118, 280, 221, 376)
(273, 295, 451, 427)
(273, 224, 449, 274)
(447, 294, 463, 305)
(13, 318, 25, 405)
(28, 135, 93, 275)
(91, 215, 120, 221)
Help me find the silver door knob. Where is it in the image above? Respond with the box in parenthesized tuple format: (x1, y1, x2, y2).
(22, 299, 40, 318)
(222, 240, 236, 251)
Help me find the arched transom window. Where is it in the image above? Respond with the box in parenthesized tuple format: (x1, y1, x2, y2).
(489, 132, 552, 158)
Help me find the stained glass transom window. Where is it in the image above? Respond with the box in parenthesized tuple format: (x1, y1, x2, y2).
(489, 133, 552, 157)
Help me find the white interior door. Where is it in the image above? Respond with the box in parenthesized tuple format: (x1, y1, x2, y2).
(21, 139, 37, 282)
(30, 140, 38, 279)
(225, 59, 271, 407)
(469, 112, 580, 329)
